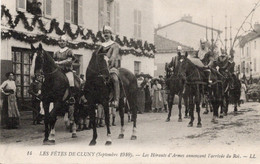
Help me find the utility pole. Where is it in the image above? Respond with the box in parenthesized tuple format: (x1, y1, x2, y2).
(230, 17, 232, 50)
(225, 15, 227, 54)
(206, 19, 208, 41)
(211, 16, 214, 54)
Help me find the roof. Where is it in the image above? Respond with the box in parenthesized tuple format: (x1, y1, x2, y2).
(155, 19, 222, 34)
(154, 34, 193, 53)
(239, 31, 260, 47)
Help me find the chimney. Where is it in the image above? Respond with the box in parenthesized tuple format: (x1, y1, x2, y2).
(254, 22, 260, 33)
(181, 14, 192, 22)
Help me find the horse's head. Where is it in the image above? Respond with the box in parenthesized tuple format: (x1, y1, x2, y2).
(30, 43, 56, 78)
(85, 50, 110, 82)
(177, 51, 189, 80)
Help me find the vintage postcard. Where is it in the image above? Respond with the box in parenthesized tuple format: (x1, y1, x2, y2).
(0, 0, 260, 163)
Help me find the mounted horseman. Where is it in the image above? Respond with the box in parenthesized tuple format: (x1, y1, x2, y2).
(165, 46, 189, 122)
(96, 25, 121, 108)
(54, 35, 76, 102)
(53, 35, 80, 130)
(83, 25, 138, 145)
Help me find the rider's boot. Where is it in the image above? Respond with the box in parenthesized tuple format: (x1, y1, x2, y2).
(204, 69, 212, 86)
(111, 73, 120, 108)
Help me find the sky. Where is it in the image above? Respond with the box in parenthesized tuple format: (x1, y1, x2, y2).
(154, 0, 260, 41)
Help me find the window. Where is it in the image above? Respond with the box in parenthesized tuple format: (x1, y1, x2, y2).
(242, 47, 244, 56)
(17, 0, 27, 11)
(98, 0, 105, 30)
(44, 0, 52, 17)
(134, 9, 141, 38)
(247, 47, 249, 57)
(134, 61, 141, 75)
(107, 1, 111, 25)
(12, 48, 32, 100)
(64, 0, 83, 25)
(246, 62, 250, 73)
(113, 2, 120, 34)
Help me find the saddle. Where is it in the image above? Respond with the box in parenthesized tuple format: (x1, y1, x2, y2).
(62, 72, 81, 103)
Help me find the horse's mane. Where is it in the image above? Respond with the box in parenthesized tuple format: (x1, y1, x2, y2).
(42, 49, 58, 68)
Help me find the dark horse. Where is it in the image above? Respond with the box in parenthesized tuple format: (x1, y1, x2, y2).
(178, 52, 224, 126)
(165, 53, 189, 122)
(84, 49, 138, 146)
(30, 44, 81, 145)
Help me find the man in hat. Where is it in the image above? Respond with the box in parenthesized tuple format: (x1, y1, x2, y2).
(167, 46, 183, 74)
(53, 35, 76, 101)
(96, 25, 121, 107)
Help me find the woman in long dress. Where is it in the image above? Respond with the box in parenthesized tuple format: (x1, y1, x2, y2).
(151, 79, 163, 112)
(0, 72, 20, 129)
(240, 81, 247, 104)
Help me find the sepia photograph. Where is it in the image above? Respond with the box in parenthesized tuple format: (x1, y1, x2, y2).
(0, 0, 260, 163)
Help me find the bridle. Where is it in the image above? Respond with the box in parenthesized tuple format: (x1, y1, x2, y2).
(35, 49, 58, 76)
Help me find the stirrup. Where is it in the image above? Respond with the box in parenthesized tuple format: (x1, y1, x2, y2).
(66, 97, 75, 105)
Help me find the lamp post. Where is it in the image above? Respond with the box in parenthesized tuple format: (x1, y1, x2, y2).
(250, 61, 253, 84)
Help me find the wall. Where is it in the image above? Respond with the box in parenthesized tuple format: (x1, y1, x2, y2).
(1, 0, 155, 79)
(156, 21, 220, 49)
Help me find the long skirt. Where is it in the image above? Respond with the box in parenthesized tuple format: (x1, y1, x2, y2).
(240, 89, 246, 101)
(137, 88, 145, 113)
(152, 90, 163, 109)
(160, 89, 168, 105)
(2, 94, 20, 128)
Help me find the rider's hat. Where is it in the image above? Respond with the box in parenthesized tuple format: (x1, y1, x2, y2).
(200, 38, 207, 44)
(103, 25, 112, 33)
(177, 46, 182, 51)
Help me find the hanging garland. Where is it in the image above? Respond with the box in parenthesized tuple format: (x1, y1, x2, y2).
(1, 5, 155, 58)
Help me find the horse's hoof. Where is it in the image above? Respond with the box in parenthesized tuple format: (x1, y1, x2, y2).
(43, 140, 55, 145)
(72, 133, 77, 138)
(188, 123, 193, 127)
(224, 113, 227, 116)
(178, 118, 182, 122)
(89, 140, 97, 146)
(184, 116, 188, 119)
(197, 123, 202, 128)
(165, 118, 170, 122)
(105, 141, 112, 146)
(219, 115, 224, 118)
(131, 135, 137, 140)
(118, 134, 124, 139)
(203, 111, 209, 114)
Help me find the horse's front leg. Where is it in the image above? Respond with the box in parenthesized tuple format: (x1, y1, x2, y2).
(42, 101, 51, 145)
(48, 102, 58, 144)
(130, 94, 137, 140)
(103, 102, 112, 145)
(118, 98, 125, 139)
(68, 104, 77, 138)
(196, 85, 202, 128)
(178, 93, 182, 122)
(88, 104, 97, 146)
(166, 94, 174, 122)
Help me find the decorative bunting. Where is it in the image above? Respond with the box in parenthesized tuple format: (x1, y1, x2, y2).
(1, 5, 156, 58)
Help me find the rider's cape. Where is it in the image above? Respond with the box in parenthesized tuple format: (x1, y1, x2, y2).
(97, 41, 121, 71)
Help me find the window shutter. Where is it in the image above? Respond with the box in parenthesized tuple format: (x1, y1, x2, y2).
(16, 0, 26, 11)
(138, 11, 141, 37)
(71, 0, 75, 23)
(64, 0, 71, 22)
(99, 0, 105, 29)
(45, 0, 52, 17)
(116, 2, 120, 33)
(78, 0, 83, 25)
(134, 10, 137, 37)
